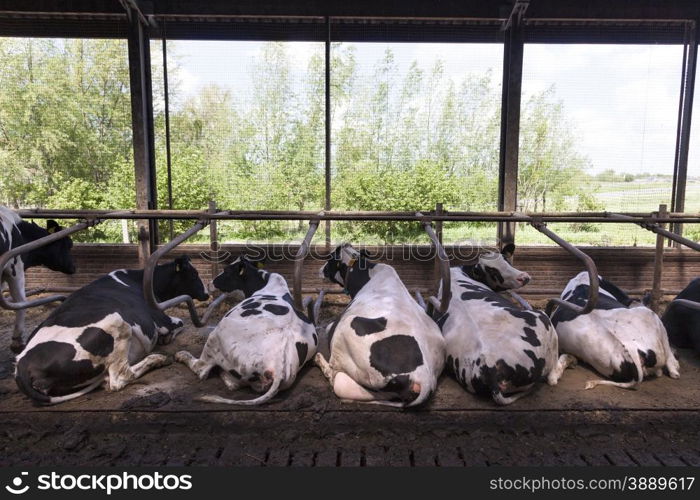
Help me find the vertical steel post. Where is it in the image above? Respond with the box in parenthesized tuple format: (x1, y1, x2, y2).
(651, 204, 667, 313)
(497, 8, 525, 248)
(672, 20, 698, 243)
(209, 200, 219, 280)
(162, 20, 174, 241)
(127, 9, 158, 265)
(325, 16, 332, 249)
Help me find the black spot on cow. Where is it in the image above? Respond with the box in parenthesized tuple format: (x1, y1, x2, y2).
(454, 356, 460, 374)
(296, 342, 308, 365)
(263, 304, 290, 316)
(258, 295, 277, 301)
(350, 316, 387, 336)
(248, 372, 260, 382)
(536, 311, 553, 329)
(638, 349, 657, 369)
(469, 350, 545, 398)
(281, 293, 312, 324)
(662, 277, 700, 351)
(611, 359, 639, 382)
(446, 355, 454, 374)
(507, 309, 537, 326)
(551, 284, 627, 326)
(229, 368, 242, 379)
(599, 277, 635, 307)
(312, 333, 318, 345)
(475, 357, 481, 366)
(77, 327, 114, 357)
(242, 301, 261, 310)
(241, 309, 262, 317)
(436, 313, 450, 330)
(369, 335, 424, 376)
(520, 327, 541, 347)
(15, 341, 105, 402)
(379, 374, 420, 404)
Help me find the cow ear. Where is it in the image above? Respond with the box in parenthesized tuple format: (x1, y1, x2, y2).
(46, 220, 60, 234)
(239, 265, 247, 276)
(501, 243, 515, 259)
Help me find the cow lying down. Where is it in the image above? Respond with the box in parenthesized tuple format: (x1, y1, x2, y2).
(15, 256, 208, 405)
(314, 243, 445, 407)
(175, 257, 317, 405)
(662, 277, 700, 354)
(551, 271, 680, 389)
(440, 244, 574, 405)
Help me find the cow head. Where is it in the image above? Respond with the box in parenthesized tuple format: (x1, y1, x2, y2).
(24, 220, 76, 274)
(320, 243, 374, 297)
(212, 256, 269, 297)
(462, 243, 530, 291)
(155, 255, 209, 302)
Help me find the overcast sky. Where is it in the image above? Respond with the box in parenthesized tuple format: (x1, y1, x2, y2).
(164, 40, 699, 177)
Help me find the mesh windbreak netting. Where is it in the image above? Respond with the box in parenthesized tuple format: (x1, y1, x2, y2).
(518, 43, 684, 246)
(0, 37, 133, 242)
(152, 40, 325, 244)
(329, 42, 503, 245)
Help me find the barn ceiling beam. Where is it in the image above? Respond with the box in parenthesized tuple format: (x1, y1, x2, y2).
(4, 0, 699, 21)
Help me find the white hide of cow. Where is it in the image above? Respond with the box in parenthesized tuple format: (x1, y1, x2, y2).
(552, 271, 680, 390)
(440, 247, 574, 405)
(314, 244, 445, 407)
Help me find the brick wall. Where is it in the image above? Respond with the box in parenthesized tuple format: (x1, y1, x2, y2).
(23, 243, 700, 298)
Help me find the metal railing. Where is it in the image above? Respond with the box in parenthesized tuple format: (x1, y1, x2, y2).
(142, 218, 211, 327)
(0, 218, 99, 311)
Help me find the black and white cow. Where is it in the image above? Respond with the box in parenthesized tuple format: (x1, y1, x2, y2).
(440, 244, 574, 405)
(1, 207, 77, 353)
(551, 271, 680, 389)
(14, 256, 208, 405)
(314, 243, 445, 407)
(175, 257, 317, 405)
(662, 278, 700, 354)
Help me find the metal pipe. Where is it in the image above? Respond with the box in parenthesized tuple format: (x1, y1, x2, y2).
(528, 218, 599, 316)
(671, 298, 700, 311)
(610, 212, 700, 251)
(0, 219, 97, 311)
(143, 219, 210, 327)
(293, 219, 320, 309)
(419, 213, 451, 315)
(15, 208, 700, 224)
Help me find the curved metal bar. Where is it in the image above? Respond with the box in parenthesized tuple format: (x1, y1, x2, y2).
(200, 291, 236, 324)
(0, 219, 96, 311)
(293, 219, 320, 310)
(508, 290, 533, 310)
(529, 219, 599, 316)
(143, 219, 209, 327)
(671, 298, 700, 311)
(419, 214, 451, 315)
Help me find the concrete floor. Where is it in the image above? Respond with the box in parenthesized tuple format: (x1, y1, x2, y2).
(1, 300, 700, 466)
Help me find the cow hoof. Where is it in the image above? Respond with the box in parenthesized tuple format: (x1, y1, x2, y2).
(10, 341, 25, 355)
(174, 351, 191, 364)
(584, 380, 596, 390)
(150, 354, 170, 367)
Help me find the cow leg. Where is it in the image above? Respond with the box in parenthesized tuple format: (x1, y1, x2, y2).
(106, 319, 169, 391)
(492, 389, 532, 406)
(218, 370, 243, 391)
(6, 267, 27, 353)
(546, 354, 577, 385)
(107, 354, 169, 391)
(659, 328, 681, 380)
(175, 350, 215, 380)
(314, 353, 335, 382)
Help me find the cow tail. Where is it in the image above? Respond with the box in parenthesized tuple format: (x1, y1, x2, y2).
(15, 369, 104, 406)
(14, 366, 51, 405)
(196, 377, 282, 406)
